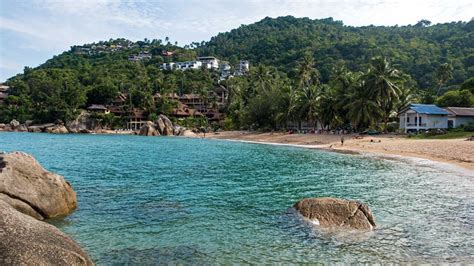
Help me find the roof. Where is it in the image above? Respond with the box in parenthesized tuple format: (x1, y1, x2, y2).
(444, 107, 474, 117)
(214, 85, 228, 93)
(87, 104, 108, 110)
(402, 104, 449, 115)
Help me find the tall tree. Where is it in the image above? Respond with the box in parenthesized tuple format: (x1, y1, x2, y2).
(436, 63, 453, 96)
(364, 57, 403, 132)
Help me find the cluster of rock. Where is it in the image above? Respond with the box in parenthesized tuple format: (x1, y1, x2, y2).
(0, 113, 191, 137)
(293, 197, 376, 230)
(138, 114, 187, 137)
(0, 152, 92, 265)
(0, 119, 70, 134)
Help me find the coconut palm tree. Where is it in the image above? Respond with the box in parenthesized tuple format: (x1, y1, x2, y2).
(363, 57, 403, 132)
(436, 63, 453, 96)
(296, 85, 322, 130)
(297, 54, 320, 89)
(345, 87, 381, 131)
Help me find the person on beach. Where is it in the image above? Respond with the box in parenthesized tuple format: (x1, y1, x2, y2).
(341, 135, 344, 146)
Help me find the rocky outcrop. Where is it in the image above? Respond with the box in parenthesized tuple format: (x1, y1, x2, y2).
(0, 200, 93, 265)
(139, 121, 160, 136)
(45, 124, 69, 134)
(155, 117, 166, 135)
(0, 152, 77, 220)
(66, 111, 101, 133)
(9, 119, 20, 129)
(15, 124, 28, 132)
(293, 197, 376, 230)
(158, 114, 174, 136)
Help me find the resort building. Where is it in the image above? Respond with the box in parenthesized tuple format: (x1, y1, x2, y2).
(236, 60, 250, 75)
(444, 107, 474, 128)
(399, 104, 449, 133)
(128, 52, 152, 61)
(87, 104, 110, 114)
(197, 56, 220, 70)
(127, 109, 146, 130)
(0, 85, 9, 105)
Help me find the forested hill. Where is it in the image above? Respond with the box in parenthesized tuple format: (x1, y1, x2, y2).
(198, 16, 474, 88)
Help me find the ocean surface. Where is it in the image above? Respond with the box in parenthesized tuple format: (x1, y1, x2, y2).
(1, 132, 473, 264)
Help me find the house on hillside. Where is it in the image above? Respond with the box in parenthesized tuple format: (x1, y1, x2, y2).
(444, 107, 474, 128)
(87, 104, 110, 114)
(399, 104, 449, 133)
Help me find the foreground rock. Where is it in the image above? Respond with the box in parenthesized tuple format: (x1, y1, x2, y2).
(293, 197, 376, 230)
(0, 152, 76, 220)
(0, 201, 92, 265)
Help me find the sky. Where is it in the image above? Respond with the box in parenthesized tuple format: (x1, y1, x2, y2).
(0, 0, 472, 82)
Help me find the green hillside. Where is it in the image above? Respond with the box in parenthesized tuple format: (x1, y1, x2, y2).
(1, 16, 473, 130)
(198, 16, 474, 88)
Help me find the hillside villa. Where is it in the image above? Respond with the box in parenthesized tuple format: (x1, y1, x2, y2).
(86, 86, 229, 130)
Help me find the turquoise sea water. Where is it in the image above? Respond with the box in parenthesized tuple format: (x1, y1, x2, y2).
(1, 132, 473, 264)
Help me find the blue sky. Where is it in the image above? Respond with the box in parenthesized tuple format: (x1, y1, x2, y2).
(0, 0, 472, 82)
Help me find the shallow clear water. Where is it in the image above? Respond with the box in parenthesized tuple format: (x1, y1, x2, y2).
(1, 132, 473, 264)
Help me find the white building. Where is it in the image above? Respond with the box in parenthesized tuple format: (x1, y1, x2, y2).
(176, 61, 202, 70)
(197, 56, 220, 70)
(399, 104, 449, 133)
(444, 107, 474, 128)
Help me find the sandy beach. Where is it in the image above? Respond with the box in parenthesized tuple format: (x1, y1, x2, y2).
(206, 131, 474, 171)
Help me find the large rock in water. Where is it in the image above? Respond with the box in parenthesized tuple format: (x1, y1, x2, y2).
(139, 121, 160, 136)
(0, 152, 76, 220)
(293, 197, 376, 230)
(0, 200, 92, 265)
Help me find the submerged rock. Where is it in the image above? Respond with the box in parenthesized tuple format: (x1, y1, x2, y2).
(139, 121, 160, 136)
(0, 151, 77, 220)
(0, 200, 92, 265)
(293, 197, 376, 230)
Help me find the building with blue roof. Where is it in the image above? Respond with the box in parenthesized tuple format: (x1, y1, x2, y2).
(399, 104, 449, 133)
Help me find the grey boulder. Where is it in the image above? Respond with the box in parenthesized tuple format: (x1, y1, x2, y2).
(0, 152, 77, 220)
(0, 200, 92, 265)
(293, 197, 376, 230)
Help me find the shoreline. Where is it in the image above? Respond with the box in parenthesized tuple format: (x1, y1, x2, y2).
(2, 129, 473, 172)
(205, 131, 474, 172)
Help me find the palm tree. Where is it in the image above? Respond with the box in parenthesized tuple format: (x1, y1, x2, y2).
(296, 85, 322, 130)
(297, 54, 320, 89)
(396, 86, 418, 113)
(345, 83, 381, 131)
(436, 63, 453, 96)
(363, 56, 403, 132)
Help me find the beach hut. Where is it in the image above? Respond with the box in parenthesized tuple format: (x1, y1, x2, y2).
(444, 107, 474, 128)
(399, 104, 449, 133)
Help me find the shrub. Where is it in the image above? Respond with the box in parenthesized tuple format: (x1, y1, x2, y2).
(464, 122, 474, 132)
